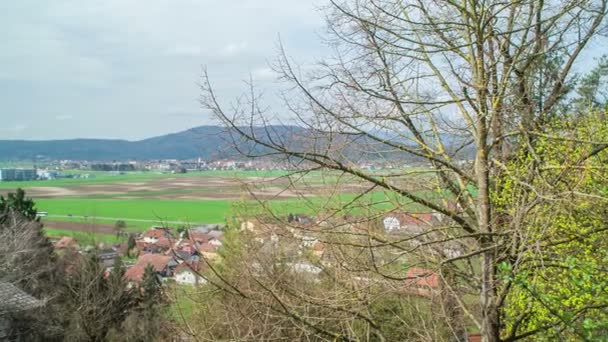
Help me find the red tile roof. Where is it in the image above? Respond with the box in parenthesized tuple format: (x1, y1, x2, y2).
(174, 261, 203, 274)
(468, 333, 481, 342)
(124, 254, 173, 282)
(189, 231, 210, 243)
(404, 268, 439, 289)
(124, 265, 146, 282)
(199, 242, 217, 253)
(135, 241, 147, 250)
(395, 212, 435, 226)
(142, 228, 173, 239)
(54, 236, 78, 249)
(155, 237, 173, 249)
(138, 254, 172, 271)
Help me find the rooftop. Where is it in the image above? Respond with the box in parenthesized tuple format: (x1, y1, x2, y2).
(0, 282, 45, 316)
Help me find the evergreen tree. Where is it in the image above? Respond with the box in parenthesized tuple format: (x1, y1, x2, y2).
(0, 188, 38, 222)
(127, 233, 136, 257)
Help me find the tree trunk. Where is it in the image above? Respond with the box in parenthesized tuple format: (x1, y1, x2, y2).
(480, 250, 501, 342)
(476, 121, 500, 342)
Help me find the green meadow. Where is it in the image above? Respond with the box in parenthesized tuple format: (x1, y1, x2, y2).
(44, 228, 122, 245)
(38, 190, 431, 230)
(37, 198, 234, 225)
(0, 167, 440, 239)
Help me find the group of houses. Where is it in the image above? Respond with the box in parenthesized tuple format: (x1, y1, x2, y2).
(241, 209, 453, 298)
(52, 224, 225, 286)
(124, 225, 224, 286)
(50, 208, 457, 293)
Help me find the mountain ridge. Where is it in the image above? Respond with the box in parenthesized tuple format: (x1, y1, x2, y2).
(0, 126, 246, 161)
(0, 125, 473, 162)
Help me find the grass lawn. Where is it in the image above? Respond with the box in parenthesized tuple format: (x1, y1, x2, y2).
(0, 167, 432, 189)
(43, 215, 154, 230)
(0, 171, 162, 189)
(44, 228, 122, 245)
(167, 284, 199, 321)
(2, 166, 448, 236)
(37, 188, 441, 231)
(37, 198, 235, 224)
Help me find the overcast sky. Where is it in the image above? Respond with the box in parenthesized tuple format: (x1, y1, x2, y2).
(0, 0, 326, 140)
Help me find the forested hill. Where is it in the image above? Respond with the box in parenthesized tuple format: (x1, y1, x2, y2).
(0, 126, 249, 161)
(0, 125, 473, 161)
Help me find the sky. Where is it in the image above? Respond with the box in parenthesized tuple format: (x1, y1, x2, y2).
(0, 0, 327, 140)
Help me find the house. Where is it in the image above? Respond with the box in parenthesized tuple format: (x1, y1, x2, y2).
(208, 236, 223, 247)
(54, 236, 78, 249)
(187, 229, 224, 246)
(173, 239, 197, 254)
(170, 240, 200, 264)
(382, 212, 439, 233)
(0, 282, 45, 340)
(99, 248, 119, 268)
(141, 227, 174, 244)
(287, 213, 313, 224)
(403, 268, 440, 297)
(311, 241, 325, 258)
(174, 262, 207, 286)
(241, 220, 257, 232)
(136, 228, 175, 253)
(383, 211, 464, 257)
(124, 254, 175, 283)
(468, 333, 481, 342)
(199, 242, 219, 260)
(291, 262, 322, 275)
(0, 168, 37, 182)
(405, 268, 439, 288)
(188, 230, 211, 244)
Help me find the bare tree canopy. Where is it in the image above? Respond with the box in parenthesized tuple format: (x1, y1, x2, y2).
(200, 1, 608, 341)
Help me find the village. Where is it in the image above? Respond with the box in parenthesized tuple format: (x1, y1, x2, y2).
(52, 223, 225, 287)
(50, 208, 459, 295)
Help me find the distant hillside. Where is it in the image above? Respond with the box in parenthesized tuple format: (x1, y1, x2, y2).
(0, 126, 317, 161)
(0, 126, 244, 161)
(0, 125, 473, 161)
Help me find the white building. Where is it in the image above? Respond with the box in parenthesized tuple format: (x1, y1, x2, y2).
(0, 168, 37, 181)
(174, 268, 207, 286)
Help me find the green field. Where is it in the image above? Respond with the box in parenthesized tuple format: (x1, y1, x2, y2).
(1, 168, 438, 239)
(37, 198, 234, 224)
(44, 228, 122, 245)
(0, 169, 293, 189)
(37, 190, 428, 231)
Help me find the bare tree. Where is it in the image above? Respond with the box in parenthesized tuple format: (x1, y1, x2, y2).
(200, 1, 608, 341)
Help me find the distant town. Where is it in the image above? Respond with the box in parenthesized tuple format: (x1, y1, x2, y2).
(0, 157, 439, 182)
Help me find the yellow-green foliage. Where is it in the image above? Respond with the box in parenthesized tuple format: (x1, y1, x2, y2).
(499, 112, 608, 340)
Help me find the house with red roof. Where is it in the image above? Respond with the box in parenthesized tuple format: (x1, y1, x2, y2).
(124, 254, 176, 283)
(141, 227, 174, 244)
(402, 267, 440, 297)
(199, 242, 220, 260)
(136, 227, 175, 253)
(174, 262, 207, 286)
(382, 212, 439, 234)
(54, 236, 78, 249)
